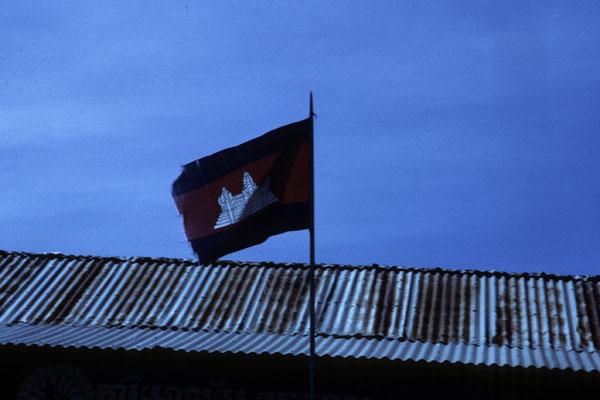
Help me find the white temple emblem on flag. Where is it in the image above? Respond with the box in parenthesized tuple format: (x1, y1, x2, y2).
(214, 172, 278, 229)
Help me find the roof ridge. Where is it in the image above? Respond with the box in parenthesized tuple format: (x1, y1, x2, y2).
(0, 249, 597, 281)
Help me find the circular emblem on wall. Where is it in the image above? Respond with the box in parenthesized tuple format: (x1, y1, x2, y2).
(17, 364, 95, 400)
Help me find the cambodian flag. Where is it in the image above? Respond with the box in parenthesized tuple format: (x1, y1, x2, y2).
(172, 119, 312, 263)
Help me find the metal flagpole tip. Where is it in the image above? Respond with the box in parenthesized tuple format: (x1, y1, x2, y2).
(309, 91, 316, 118)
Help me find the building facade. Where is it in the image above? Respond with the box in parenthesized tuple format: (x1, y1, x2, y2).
(0, 250, 598, 399)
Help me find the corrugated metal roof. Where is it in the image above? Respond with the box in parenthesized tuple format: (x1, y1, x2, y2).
(2, 324, 600, 371)
(0, 250, 599, 372)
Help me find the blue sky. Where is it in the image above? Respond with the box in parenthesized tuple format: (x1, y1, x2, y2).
(1, 2, 599, 275)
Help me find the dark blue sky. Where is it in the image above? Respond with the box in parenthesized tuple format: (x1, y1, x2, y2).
(2, 2, 599, 275)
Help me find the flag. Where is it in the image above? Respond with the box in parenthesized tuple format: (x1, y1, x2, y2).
(172, 118, 312, 263)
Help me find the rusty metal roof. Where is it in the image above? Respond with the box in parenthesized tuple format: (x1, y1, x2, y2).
(0, 250, 599, 372)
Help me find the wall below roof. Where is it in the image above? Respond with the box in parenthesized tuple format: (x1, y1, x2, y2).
(1, 345, 598, 400)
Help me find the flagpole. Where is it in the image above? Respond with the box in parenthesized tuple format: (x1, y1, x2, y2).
(308, 91, 316, 400)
